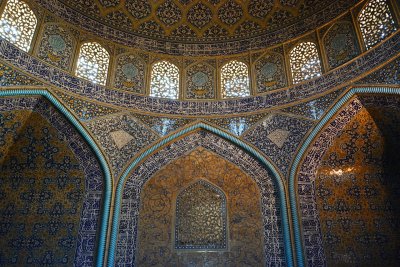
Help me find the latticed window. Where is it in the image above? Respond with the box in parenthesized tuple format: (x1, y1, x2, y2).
(175, 180, 227, 250)
(76, 42, 110, 85)
(358, 0, 397, 49)
(221, 60, 250, 98)
(0, 0, 37, 52)
(150, 61, 180, 99)
(289, 42, 322, 84)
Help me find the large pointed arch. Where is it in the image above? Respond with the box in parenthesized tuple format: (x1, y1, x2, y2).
(289, 86, 400, 267)
(108, 122, 294, 267)
(0, 89, 112, 267)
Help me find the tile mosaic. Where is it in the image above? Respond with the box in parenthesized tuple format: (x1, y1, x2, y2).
(54, 91, 120, 121)
(117, 130, 286, 266)
(205, 113, 268, 136)
(0, 30, 398, 115)
(0, 62, 42, 86)
(282, 89, 344, 120)
(0, 96, 104, 266)
(244, 113, 314, 177)
(85, 113, 159, 177)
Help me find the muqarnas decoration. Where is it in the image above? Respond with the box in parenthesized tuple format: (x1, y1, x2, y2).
(37, 24, 76, 70)
(255, 52, 287, 93)
(114, 54, 146, 94)
(324, 22, 360, 69)
(186, 62, 215, 99)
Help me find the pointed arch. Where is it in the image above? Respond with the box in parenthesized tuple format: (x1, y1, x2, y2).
(0, 89, 112, 267)
(289, 86, 400, 267)
(108, 122, 294, 267)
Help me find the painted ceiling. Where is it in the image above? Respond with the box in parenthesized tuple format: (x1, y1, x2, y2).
(56, 0, 356, 44)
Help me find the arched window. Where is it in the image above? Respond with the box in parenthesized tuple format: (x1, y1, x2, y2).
(221, 60, 250, 98)
(150, 60, 179, 99)
(358, 0, 397, 49)
(0, 0, 37, 52)
(76, 42, 110, 85)
(289, 42, 322, 84)
(175, 180, 227, 250)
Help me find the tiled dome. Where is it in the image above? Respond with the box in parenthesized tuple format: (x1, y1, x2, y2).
(41, 0, 359, 55)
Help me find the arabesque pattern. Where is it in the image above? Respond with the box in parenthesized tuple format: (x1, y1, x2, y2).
(175, 180, 227, 250)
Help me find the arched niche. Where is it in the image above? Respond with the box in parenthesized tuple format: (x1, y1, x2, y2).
(113, 130, 287, 266)
(293, 91, 400, 266)
(0, 94, 108, 266)
(137, 149, 262, 265)
(175, 179, 227, 250)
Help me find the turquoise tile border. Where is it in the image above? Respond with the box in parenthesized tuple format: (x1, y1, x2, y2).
(289, 86, 400, 267)
(0, 89, 112, 267)
(107, 122, 294, 267)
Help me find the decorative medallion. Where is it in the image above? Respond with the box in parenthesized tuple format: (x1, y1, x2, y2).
(218, 0, 243, 25)
(125, 0, 151, 19)
(187, 3, 212, 29)
(255, 53, 287, 93)
(156, 0, 182, 26)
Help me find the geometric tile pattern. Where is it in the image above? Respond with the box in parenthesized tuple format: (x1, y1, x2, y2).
(316, 107, 400, 267)
(0, 62, 42, 86)
(117, 131, 286, 266)
(40, 0, 358, 55)
(282, 89, 344, 120)
(356, 56, 400, 85)
(297, 97, 364, 267)
(0, 96, 104, 267)
(244, 113, 314, 177)
(85, 113, 159, 178)
(55, 91, 120, 121)
(137, 149, 264, 265)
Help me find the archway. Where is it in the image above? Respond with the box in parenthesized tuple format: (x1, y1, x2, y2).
(289, 87, 400, 267)
(108, 126, 292, 266)
(0, 89, 112, 266)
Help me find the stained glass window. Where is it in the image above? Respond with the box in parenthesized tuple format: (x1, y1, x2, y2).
(289, 42, 322, 84)
(150, 60, 179, 99)
(76, 42, 110, 85)
(0, 0, 37, 52)
(221, 60, 250, 98)
(358, 0, 397, 49)
(175, 180, 227, 250)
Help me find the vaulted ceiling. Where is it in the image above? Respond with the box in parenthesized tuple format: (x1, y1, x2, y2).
(57, 0, 357, 44)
